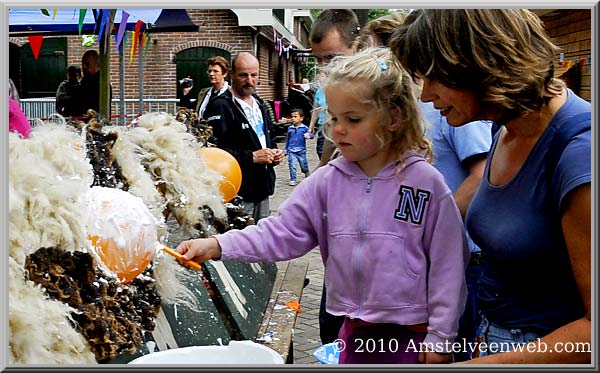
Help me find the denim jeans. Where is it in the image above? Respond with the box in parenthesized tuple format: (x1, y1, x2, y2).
(453, 263, 482, 362)
(288, 150, 309, 181)
(316, 127, 325, 160)
(478, 314, 542, 357)
(242, 197, 270, 223)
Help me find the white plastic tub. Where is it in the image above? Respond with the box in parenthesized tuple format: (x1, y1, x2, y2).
(129, 341, 284, 365)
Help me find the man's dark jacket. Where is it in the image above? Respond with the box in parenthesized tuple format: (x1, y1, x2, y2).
(78, 71, 112, 118)
(204, 89, 278, 203)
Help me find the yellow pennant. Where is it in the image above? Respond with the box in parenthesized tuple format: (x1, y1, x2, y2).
(129, 31, 135, 64)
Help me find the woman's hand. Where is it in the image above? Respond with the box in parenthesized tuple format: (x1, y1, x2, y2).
(176, 237, 222, 263)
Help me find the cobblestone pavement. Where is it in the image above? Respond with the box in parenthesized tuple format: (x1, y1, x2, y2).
(270, 136, 323, 365)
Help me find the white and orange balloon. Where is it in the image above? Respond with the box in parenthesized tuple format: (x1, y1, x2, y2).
(84, 186, 158, 284)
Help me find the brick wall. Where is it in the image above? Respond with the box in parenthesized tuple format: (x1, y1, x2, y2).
(541, 9, 592, 101)
(257, 27, 294, 100)
(11, 9, 297, 102)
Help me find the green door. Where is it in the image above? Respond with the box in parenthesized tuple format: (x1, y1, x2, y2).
(20, 37, 67, 98)
(176, 47, 231, 101)
(9, 43, 22, 96)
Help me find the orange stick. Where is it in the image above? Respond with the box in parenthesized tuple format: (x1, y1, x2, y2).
(162, 246, 202, 270)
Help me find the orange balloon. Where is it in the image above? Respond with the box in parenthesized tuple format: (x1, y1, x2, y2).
(88, 234, 154, 284)
(85, 187, 158, 284)
(199, 147, 242, 202)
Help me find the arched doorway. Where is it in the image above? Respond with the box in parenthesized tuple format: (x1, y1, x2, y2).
(175, 47, 231, 101)
(19, 37, 67, 98)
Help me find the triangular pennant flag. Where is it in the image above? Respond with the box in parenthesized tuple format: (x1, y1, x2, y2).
(122, 29, 128, 50)
(129, 31, 136, 64)
(41, 9, 50, 17)
(143, 33, 152, 56)
(140, 31, 145, 50)
(52, 8, 57, 19)
(78, 9, 87, 35)
(131, 20, 144, 62)
(28, 35, 44, 60)
(566, 60, 575, 69)
(93, 9, 99, 35)
(98, 9, 109, 44)
(115, 11, 129, 52)
(103, 10, 113, 50)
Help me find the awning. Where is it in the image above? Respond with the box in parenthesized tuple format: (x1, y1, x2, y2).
(148, 9, 199, 33)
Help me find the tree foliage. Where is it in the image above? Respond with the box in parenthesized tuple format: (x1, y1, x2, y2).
(310, 9, 399, 21)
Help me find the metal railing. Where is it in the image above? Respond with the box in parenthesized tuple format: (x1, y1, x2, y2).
(20, 98, 181, 126)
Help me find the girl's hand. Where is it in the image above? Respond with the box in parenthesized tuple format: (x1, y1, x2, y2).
(176, 237, 222, 263)
(418, 351, 453, 364)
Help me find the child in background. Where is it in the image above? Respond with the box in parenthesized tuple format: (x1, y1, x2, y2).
(284, 108, 310, 186)
(176, 47, 469, 364)
(55, 65, 82, 117)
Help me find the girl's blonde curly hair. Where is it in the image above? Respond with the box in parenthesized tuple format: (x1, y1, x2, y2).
(322, 47, 432, 165)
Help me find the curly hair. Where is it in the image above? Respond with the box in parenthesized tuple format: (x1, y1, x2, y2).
(322, 47, 432, 164)
(389, 9, 565, 123)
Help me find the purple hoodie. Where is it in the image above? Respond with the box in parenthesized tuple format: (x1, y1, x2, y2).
(216, 152, 469, 348)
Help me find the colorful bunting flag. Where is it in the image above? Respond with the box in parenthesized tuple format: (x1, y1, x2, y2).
(140, 32, 145, 51)
(115, 11, 129, 52)
(129, 30, 136, 64)
(143, 33, 152, 56)
(121, 30, 128, 55)
(78, 9, 87, 35)
(98, 9, 109, 44)
(103, 10, 113, 50)
(27, 35, 44, 60)
(129, 20, 144, 64)
(52, 8, 57, 19)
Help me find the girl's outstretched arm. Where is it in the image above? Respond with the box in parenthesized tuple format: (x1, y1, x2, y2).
(177, 237, 222, 263)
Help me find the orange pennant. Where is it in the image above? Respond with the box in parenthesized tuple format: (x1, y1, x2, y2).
(132, 20, 143, 58)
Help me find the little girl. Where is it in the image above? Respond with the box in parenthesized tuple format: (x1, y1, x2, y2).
(177, 47, 469, 364)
